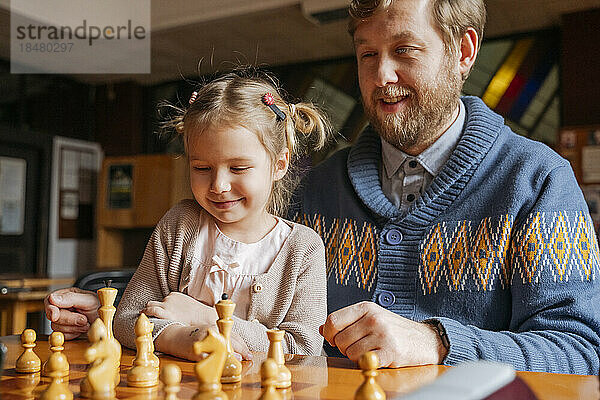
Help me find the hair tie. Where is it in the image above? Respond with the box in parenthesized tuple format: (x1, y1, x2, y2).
(262, 93, 286, 122)
(189, 91, 198, 104)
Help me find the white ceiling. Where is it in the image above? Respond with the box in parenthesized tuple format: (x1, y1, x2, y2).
(1, 0, 599, 85)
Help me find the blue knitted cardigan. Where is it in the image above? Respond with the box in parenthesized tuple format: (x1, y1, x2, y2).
(290, 96, 600, 374)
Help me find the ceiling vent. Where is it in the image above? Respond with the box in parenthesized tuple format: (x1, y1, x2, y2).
(302, 0, 349, 24)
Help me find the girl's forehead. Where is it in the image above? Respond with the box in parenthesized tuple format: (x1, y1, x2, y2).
(189, 123, 259, 142)
(187, 124, 268, 160)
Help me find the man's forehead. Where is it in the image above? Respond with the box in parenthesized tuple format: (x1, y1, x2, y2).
(352, 1, 432, 45)
(354, 30, 421, 46)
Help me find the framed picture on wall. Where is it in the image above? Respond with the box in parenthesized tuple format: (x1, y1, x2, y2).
(107, 164, 133, 209)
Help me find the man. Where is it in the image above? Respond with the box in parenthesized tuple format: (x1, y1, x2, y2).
(47, 0, 600, 374)
(290, 0, 600, 374)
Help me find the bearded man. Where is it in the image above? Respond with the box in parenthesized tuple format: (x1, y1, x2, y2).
(290, 0, 600, 374)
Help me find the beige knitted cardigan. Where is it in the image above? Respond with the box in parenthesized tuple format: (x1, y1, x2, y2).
(114, 200, 326, 356)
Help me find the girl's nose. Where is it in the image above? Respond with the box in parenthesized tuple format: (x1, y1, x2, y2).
(210, 172, 231, 193)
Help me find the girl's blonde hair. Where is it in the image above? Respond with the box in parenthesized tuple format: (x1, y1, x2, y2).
(163, 67, 331, 217)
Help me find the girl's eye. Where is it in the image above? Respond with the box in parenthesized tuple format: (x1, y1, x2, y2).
(193, 166, 210, 172)
(231, 167, 250, 172)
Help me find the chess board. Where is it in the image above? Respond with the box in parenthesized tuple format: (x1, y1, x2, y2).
(0, 335, 597, 399)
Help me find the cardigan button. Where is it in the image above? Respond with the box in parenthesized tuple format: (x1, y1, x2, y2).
(251, 319, 260, 323)
(252, 283, 263, 293)
(385, 229, 402, 245)
(377, 291, 395, 307)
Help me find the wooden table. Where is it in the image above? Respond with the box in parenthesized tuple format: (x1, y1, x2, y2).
(1, 335, 598, 399)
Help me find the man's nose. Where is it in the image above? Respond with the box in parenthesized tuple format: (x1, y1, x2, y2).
(375, 56, 399, 87)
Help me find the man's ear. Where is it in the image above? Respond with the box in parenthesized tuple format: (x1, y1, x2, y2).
(273, 148, 290, 181)
(458, 27, 479, 78)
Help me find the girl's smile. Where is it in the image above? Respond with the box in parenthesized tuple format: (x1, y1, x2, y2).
(209, 198, 244, 209)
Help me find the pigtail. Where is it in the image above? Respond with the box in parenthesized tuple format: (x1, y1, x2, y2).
(284, 100, 331, 159)
(157, 102, 187, 152)
(170, 114, 186, 135)
(266, 99, 332, 218)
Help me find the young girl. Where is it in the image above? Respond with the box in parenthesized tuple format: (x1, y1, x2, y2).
(114, 68, 330, 360)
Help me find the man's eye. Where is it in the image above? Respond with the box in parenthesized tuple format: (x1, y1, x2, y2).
(396, 47, 410, 54)
(361, 52, 376, 59)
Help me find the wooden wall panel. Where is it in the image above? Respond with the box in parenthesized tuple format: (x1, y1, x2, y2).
(561, 8, 600, 127)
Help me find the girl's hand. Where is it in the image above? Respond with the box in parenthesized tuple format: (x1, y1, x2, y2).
(155, 324, 253, 361)
(142, 292, 218, 327)
(230, 330, 253, 360)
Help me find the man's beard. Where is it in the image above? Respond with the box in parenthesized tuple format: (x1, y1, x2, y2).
(363, 58, 462, 150)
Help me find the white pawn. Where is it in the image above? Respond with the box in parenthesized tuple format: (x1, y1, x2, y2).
(40, 349, 73, 400)
(354, 351, 386, 400)
(160, 364, 181, 400)
(43, 331, 69, 377)
(15, 329, 41, 373)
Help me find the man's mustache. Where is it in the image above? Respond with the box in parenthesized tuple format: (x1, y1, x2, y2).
(372, 85, 413, 98)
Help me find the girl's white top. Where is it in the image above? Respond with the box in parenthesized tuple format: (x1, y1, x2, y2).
(187, 209, 292, 319)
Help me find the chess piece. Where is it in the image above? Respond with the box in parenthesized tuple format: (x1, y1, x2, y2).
(16, 329, 41, 373)
(127, 313, 159, 388)
(39, 349, 73, 400)
(43, 331, 69, 377)
(81, 319, 118, 399)
(354, 351, 386, 400)
(97, 285, 118, 339)
(266, 329, 291, 389)
(192, 328, 228, 400)
(97, 284, 122, 385)
(161, 363, 181, 400)
(258, 358, 283, 400)
(215, 293, 242, 383)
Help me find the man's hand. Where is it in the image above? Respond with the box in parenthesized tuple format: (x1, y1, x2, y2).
(320, 301, 447, 368)
(44, 287, 100, 340)
(142, 292, 219, 328)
